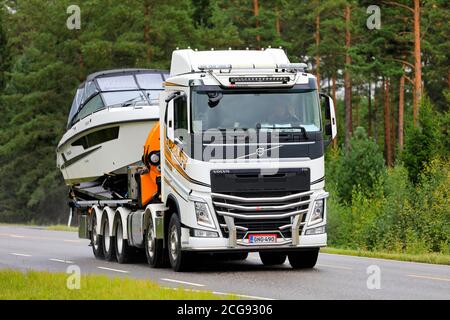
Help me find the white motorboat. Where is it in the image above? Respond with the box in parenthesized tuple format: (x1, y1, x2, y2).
(56, 69, 168, 192)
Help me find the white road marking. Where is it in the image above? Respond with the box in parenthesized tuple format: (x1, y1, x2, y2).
(97, 266, 129, 274)
(161, 278, 205, 287)
(9, 234, 25, 238)
(407, 274, 450, 283)
(10, 253, 31, 257)
(63, 239, 82, 243)
(49, 258, 74, 264)
(317, 263, 353, 270)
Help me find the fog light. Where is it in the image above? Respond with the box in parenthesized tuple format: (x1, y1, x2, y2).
(190, 228, 219, 238)
(305, 225, 326, 235)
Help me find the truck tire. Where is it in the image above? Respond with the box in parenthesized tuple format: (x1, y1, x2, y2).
(102, 216, 116, 261)
(91, 214, 104, 259)
(168, 214, 191, 272)
(145, 217, 168, 268)
(288, 249, 319, 269)
(259, 252, 287, 266)
(115, 218, 130, 264)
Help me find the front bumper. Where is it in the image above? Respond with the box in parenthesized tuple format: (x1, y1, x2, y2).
(180, 189, 328, 252)
(182, 232, 327, 252)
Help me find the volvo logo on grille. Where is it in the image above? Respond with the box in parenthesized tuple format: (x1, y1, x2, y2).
(256, 147, 265, 157)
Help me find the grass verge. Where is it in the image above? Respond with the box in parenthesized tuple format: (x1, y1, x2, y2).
(0, 270, 235, 300)
(322, 247, 450, 265)
(44, 225, 78, 232)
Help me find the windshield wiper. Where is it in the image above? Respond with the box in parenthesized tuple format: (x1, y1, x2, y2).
(210, 128, 250, 136)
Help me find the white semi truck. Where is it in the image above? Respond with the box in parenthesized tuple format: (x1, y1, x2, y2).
(67, 49, 337, 272)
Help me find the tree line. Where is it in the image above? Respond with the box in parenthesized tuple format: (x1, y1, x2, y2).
(0, 0, 448, 226)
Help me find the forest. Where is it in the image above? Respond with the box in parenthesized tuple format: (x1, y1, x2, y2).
(0, 0, 448, 255)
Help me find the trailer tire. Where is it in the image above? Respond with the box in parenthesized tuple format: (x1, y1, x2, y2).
(115, 218, 130, 264)
(102, 216, 116, 261)
(288, 249, 319, 269)
(168, 214, 191, 272)
(259, 252, 287, 266)
(91, 214, 104, 259)
(145, 217, 168, 268)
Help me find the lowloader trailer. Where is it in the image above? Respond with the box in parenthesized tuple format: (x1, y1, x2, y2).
(70, 49, 337, 271)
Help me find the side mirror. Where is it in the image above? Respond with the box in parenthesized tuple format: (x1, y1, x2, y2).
(164, 91, 186, 142)
(320, 93, 337, 143)
(166, 101, 175, 142)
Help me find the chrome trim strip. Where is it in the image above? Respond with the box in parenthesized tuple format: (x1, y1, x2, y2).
(220, 224, 248, 231)
(213, 199, 311, 211)
(203, 141, 316, 146)
(216, 208, 309, 220)
(211, 190, 313, 203)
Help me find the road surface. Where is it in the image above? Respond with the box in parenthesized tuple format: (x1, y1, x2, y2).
(0, 225, 449, 300)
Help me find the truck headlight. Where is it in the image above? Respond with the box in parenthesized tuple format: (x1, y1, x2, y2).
(309, 199, 324, 225)
(194, 202, 215, 228)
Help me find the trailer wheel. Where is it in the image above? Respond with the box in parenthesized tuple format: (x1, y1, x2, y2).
(115, 218, 130, 264)
(145, 217, 167, 268)
(91, 214, 104, 259)
(288, 249, 319, 269)
(168, 214, 191, 272)
(259, 252, 287, 266)
(102, 216, 116, 261)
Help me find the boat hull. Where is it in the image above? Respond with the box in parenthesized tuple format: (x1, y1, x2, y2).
(56, 106, 158, 186)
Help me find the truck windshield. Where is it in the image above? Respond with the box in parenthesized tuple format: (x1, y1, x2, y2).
(191, 89, 321, 133)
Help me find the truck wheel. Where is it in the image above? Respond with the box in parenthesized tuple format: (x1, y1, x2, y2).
(168, 214, 191, 272)
(288, 249, 319, 269)
(145, 217, 167, 268)
(91, 214, 104, 259)
(259, 252, 287, 266)
(115, 218, 130, 264)
(102, 216, 116, 261)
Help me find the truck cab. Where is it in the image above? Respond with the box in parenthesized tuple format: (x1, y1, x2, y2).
(158, 49, 337, 270)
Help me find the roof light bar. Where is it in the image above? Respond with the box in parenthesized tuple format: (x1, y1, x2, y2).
(277, 63, 307, 71)
(229, 76, 291, 84)
(198, 64, 232, 71)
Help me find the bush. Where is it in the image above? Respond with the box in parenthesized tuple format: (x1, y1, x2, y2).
(335, 127, 385, 202)
(327, 153, 449, 255)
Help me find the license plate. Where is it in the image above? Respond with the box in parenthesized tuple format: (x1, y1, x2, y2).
(248, 234, 277, 244)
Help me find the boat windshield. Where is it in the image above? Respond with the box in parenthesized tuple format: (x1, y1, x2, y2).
(67, 72, 168, 128)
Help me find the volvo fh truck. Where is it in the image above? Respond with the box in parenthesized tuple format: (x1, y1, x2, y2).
(64, 49, 337, 272)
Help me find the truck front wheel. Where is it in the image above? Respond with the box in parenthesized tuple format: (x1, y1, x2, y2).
(145, 217, 167, 268)
(288, 249, 319, 269)
(168, 214, 191, 272)
(259, 252, 287, 266)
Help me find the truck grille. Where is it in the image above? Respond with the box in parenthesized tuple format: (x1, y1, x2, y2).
(212, 190, 311, 239)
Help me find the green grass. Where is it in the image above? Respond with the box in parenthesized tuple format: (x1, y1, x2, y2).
(44, 225, 78, 232)
(0, 270, 236, 300)
(322, 247, 450, 265)
(0, 222, 77, 232)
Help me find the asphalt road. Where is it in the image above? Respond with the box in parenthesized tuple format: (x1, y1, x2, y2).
(1, 225, 449, 300)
